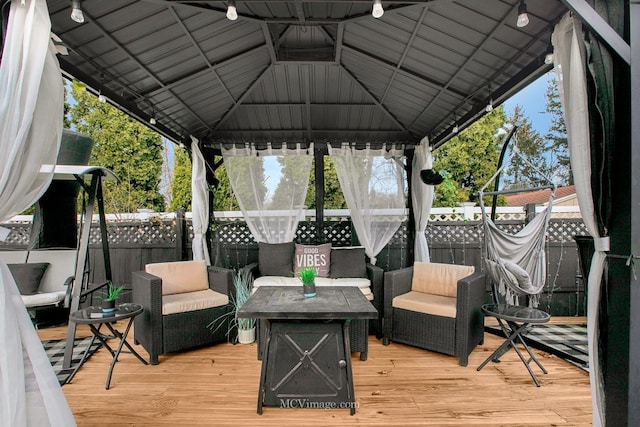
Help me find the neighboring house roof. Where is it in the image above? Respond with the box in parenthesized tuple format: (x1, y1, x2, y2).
(505, 185, 576, 207)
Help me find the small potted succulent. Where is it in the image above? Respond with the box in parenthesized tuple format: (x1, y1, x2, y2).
(298, 267, 317, 298)
(100, 282, 125, 313)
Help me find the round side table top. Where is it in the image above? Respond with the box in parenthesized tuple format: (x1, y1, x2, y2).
(482, 303, 550, 324)
(70, 303, 143, 324)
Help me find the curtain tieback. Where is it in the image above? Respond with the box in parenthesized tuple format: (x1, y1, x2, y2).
(594, 236, 609, 252)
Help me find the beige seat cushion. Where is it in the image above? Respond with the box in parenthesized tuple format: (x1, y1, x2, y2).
(21, 290, 67, 308)
(145, 260, 209, 296)
(162, 289, 229, 315)
(392, 291, 457, 318)
(411, 262, 475, 298)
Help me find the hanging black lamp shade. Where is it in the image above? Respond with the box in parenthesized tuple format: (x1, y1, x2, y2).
(420, 169, 444, 185)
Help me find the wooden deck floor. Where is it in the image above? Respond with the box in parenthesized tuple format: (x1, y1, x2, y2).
(39, 318, 592, 426)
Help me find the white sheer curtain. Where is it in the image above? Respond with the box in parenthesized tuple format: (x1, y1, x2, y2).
(328, 145, 405, 265)
(190, 136, 210, 264)
(411, 138, 433, 263)
(222, 144, 312, 243)
(553, 14, 607, 427)
(0, 1, 74, 426)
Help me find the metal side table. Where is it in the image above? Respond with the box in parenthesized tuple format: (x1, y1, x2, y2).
(68, 303, 148, 389)
(477, 303, 550, 387)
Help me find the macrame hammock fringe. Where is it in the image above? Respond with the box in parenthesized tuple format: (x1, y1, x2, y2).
(478, 146, 556, 307)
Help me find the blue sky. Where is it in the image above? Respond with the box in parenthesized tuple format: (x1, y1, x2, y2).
(503, 71, 555, 135)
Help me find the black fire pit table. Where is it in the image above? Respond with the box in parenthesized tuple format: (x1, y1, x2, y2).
(238, 286, 378, 415)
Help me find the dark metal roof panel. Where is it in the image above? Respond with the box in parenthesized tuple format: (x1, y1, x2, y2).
(48, 0, 569, 146)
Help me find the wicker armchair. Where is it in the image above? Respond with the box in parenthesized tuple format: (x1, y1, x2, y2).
(132, 260, 234, 365)
(383, 262, 486, 366)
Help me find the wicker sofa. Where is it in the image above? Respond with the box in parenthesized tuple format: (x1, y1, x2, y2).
(243, 242, 383, 361)
(132, 260, 234, 364)
(383, 262, 486, 366)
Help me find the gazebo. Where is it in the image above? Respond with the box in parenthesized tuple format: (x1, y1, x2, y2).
(1, 1, 639, 426)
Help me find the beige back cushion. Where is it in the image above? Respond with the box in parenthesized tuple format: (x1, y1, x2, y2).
(411, 262, 475, 298)
(145, 260, 209, 296)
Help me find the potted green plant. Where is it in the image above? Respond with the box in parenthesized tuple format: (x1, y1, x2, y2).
(208, 269, 256, 344)
(100, 282, 125, 313)
(298, 267, 316, 297)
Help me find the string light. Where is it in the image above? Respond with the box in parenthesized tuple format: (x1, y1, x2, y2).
(227, 0, 238, 21)
(98, 74, 106, 102)
(70, 0, 85, 24)
(517, 1, 529, 28)
(372, 0, 384, 19)
(485, 84, 493, 112)
(544, 44, 554, 65)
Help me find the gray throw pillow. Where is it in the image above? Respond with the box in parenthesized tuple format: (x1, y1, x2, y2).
(258, 242, 294, 277)
(329, 247, 367, 278)
(8, 263, 50, 295)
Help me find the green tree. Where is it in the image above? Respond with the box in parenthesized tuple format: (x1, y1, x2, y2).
(63, 80, 71, 129)
(168, 148, 241, 212)
(432, 107, 507, 206)
(170, 146, 192, 211)
(305, 156, 346, 210)
(68, 82, 165, 213)
(270, 155, 312, 209)
(544, 78, 571, 184)
(220, 155, 267, 210)
(213, 159, 240, 211)
(503, 105, 552, 188)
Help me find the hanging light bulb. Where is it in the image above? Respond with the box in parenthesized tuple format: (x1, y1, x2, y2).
(452, 113, 459, 134)
(226, 0, 238, 21)
(485, 99, 494, 112)
(544, 44, 554, 65)
(97, 74, 106, 102)
(149, 116, 157, 125)
(453, 124, 459, 134)
(485, 83, 493, 112)
(516, 0, 529, 28)
(372, 0, 384, 19)
(70, 1, 85, 24)
(544, 52, 554, 65)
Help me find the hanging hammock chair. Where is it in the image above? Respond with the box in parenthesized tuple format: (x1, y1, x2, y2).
(478, 144, 557, 307)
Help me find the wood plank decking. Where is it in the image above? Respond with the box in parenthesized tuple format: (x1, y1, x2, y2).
(38, 318, 592, 426)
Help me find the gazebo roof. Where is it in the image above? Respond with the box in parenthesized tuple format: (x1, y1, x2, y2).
(47, 0, 568, 150)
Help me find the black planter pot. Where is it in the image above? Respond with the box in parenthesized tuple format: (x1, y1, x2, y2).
(102, 299, 116, 313)
(303, 283, 316, 298)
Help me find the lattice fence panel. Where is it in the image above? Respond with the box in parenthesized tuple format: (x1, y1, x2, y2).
(547, 220, 588, 242)
(212, 220, 354, 246)
(1, 218, 589, 249)
(426, 222, 483, 244)
(89, 221, 177, 246)
(0, 223, 31, 246)
(214, 222, 255, 245)
(322, 221, 353, 246)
